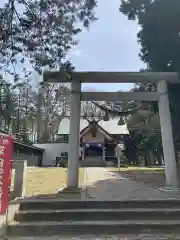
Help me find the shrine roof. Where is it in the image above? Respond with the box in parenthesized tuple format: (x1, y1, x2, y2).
(57, 117, 129, 135)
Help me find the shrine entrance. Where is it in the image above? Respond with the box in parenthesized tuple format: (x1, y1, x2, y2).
(44, 71, 179, 189)
(85, 143, 103, 157)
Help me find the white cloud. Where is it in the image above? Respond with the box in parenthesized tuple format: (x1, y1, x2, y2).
(70, 48, 89, 59)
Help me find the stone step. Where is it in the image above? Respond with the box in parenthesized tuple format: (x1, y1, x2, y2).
(8, 234, 180, 240)
(17, 199, 180, 211)
(8, 220, 180, 236)
(14, 208, 180, 222)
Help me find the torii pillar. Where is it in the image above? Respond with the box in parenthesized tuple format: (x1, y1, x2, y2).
(157, 80, 178, 188)
(67, 79, 81, 188)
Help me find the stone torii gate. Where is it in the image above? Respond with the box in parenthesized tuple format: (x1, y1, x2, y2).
(43, 71, 180, 189)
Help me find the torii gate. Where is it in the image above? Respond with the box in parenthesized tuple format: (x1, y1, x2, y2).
(43, 71, 179, 189)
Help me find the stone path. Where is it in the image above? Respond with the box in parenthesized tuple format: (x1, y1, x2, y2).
(83, 167, 179, 199)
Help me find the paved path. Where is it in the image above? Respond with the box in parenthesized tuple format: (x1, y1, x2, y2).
(83, 168, 179, 199)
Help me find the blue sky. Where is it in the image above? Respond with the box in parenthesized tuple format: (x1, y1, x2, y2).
(1, 0, 145, 91)
(69, 0, 145, 91)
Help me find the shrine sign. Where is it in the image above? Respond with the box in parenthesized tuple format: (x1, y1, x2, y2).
(0, 134, 12, 214)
